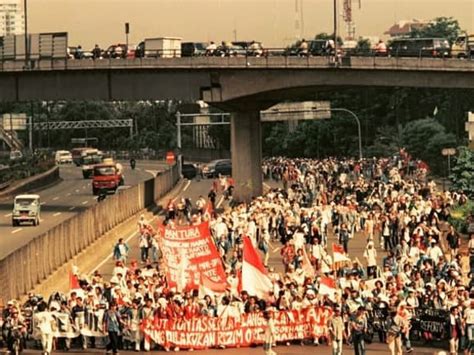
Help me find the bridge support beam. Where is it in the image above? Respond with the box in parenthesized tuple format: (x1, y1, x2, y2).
(231, 110, 263, 202)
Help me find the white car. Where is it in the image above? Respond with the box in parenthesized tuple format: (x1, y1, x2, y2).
(55, 150, 73, 164)
(12, 194, 41, 226)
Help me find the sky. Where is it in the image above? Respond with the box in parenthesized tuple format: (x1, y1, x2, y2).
(27, 0, 473, 49)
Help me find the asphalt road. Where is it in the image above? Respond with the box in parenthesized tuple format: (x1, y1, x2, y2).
(0, 161, 167, 260)
(16, 342, 443, 355)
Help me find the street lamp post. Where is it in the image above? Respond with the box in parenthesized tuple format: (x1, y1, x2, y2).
(329, 108, 363, 160)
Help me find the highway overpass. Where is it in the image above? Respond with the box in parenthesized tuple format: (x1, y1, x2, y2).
(1, 56, 472, 200)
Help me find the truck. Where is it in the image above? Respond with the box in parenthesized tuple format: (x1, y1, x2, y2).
(12, 194, 41, 226)
(451, 33, 474, 58)
(92, 163, 124, 195)
(135, 37, 182, 58)
(0, 32, 68, 61)
(80, 149, 103, 178)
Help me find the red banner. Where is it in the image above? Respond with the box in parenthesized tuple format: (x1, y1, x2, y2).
(157, 221, 227, 292)
(142, 307, 332, 349)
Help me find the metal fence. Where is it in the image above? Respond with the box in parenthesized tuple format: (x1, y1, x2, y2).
(0, 164, 179, 302)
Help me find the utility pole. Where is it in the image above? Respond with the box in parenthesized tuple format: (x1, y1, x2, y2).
(23, 0, 28, 69)
(176, 111, 182, 177)
(125, 22, 130, 49)
(333, 0, 338, 57)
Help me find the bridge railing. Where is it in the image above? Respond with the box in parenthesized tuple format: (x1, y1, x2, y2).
(0, 48, 473, 72)
(0, 163, 179, 302)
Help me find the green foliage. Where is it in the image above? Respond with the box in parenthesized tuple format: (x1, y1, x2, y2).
(355, 38, 371, 55)
(450, 146, 474, 197)
(448, 200, 474, 234)
(401, 118, 457, 174)
(410, 17, 461, 44)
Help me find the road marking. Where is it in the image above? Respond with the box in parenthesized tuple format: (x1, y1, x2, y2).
(52, 197, 59, 201)
(67, 193, 71, 196)
(91, 219, 153, 273)
(183, 180, 191, 192)
(263, 182, 272, 190)
(53, 212, 62, 217)
(75, 189, 80, 193)
(11, 228, 23, 234)
(4, 213, 12, 217)
(69, 206, 76, 211)
(136, 167, 142, 171)
(40, 202, 46, 205)
(272, 246, 282, 253)
(216, 196, 224, 209)
(81, 201, 88, 205)
(82, 186, 86, 189)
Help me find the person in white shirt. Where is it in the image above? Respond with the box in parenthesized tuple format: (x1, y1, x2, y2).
(34, 302, 56, 355)
(363, 241, 377, 279)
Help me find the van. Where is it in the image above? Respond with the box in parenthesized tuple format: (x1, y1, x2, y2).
(12, 194, 41, 226)
(451, 33, 474, 58)
(389, 38, 451, 58)
(181, 42, 208, 57)
(55, 150, 72, 164)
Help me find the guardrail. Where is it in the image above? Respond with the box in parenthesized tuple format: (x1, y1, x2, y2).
(0, 52, 473, 72)
(0, 163, 179, 302)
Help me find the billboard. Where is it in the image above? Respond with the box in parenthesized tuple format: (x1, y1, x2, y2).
(260, 101, 331, 122)
(2, 113, 27, 130)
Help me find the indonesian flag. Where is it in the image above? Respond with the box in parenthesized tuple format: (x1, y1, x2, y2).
(69, 267, 80, 290)
(319, 276, 336, 298)
(242, 236, 272, 298)
(199, 273, 227, 298)
(332, 243, 350, 263)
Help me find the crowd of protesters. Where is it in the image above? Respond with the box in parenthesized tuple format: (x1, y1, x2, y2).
(1, 155, 473, 355)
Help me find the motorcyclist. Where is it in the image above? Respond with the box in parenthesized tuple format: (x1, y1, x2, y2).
(129, 158, 136, 170)
(97, 189, 107, 202)
(2, 308, 26, 353)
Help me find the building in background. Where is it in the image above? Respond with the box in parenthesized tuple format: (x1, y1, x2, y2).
(0, 0, 24, 36)
(384, 19, 429, 38)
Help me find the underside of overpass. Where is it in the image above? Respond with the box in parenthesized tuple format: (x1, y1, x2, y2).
(0, 64, 473, 201)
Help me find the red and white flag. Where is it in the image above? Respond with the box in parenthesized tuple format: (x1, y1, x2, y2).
(332, 243, 350, 263)
(242, 236, 272, 298)
(319, 276, 336, 298)
(199, 273, 227, 298)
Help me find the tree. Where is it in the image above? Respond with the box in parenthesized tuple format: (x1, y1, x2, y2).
(355, 38, 371, 55)
(450, 146, 474, 197)
(410, 17, 461, 44)
(401, 118, 457, 174)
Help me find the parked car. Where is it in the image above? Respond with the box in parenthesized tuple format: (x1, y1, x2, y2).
(55, 150, 72, 164)
(12, 194, 41, 226)
(181, 163, 197, 179)
(181, 42, 208, 57)
(203, 159, 232, 178)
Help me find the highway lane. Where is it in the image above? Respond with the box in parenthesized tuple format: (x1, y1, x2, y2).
(0, 160, 167, 260)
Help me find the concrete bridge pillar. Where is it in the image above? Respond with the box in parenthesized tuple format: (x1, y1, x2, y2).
(231, 110, 263, 202)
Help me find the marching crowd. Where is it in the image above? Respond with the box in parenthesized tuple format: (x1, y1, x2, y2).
(1, 155, 473, 355)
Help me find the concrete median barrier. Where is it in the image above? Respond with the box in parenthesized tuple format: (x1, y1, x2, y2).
(0, 165, 60, 199)
(0, 164, 179, 302)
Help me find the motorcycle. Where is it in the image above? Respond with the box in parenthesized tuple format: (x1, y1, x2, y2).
(130, 159, 136, 170)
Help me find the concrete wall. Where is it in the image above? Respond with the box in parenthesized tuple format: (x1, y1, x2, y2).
(0, 164, 179, 302)
(0, 165, 60, 199)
